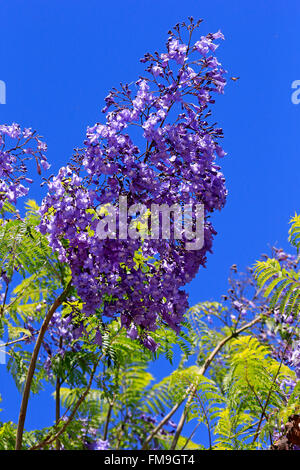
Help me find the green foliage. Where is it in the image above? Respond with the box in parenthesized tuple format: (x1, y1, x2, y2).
(1, 201, 300, 451)
(255, 215, 300, 320)
(213, 336, 295, 449)
(289, 213, 300, 252)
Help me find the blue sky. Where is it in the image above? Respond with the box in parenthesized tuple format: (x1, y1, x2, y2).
(1, 0, 300, 443)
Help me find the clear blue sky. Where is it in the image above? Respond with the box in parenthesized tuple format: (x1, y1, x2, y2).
(1, 0, 300, 442)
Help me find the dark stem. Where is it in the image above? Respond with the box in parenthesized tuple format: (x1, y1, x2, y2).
(181, 421, 201, 450)
(103, 402, 113, 441)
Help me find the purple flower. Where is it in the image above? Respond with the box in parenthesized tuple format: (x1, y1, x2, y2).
(94, 330, 102, 346)
(0, 123, 49, 209)
(39, 20, 227, 351)
(142, 336, 159, 352)
(85, 439, 109, 450)
(127, 324, 138, 340)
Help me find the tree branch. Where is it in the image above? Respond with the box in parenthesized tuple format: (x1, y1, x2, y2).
(30, 357, 100, 450)
(15, 280, 72, 450)
(29, 327, 122, 450)
(169, 315, 261, 450)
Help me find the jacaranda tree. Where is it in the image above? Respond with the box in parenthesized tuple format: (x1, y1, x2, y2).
(0, 18, 299, 451)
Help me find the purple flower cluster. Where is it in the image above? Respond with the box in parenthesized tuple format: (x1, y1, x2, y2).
(40, 20, 227, 350)
(37, 310, 79, 378)
(0, 123, 49, 209)
(85, 438, 109, 450)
